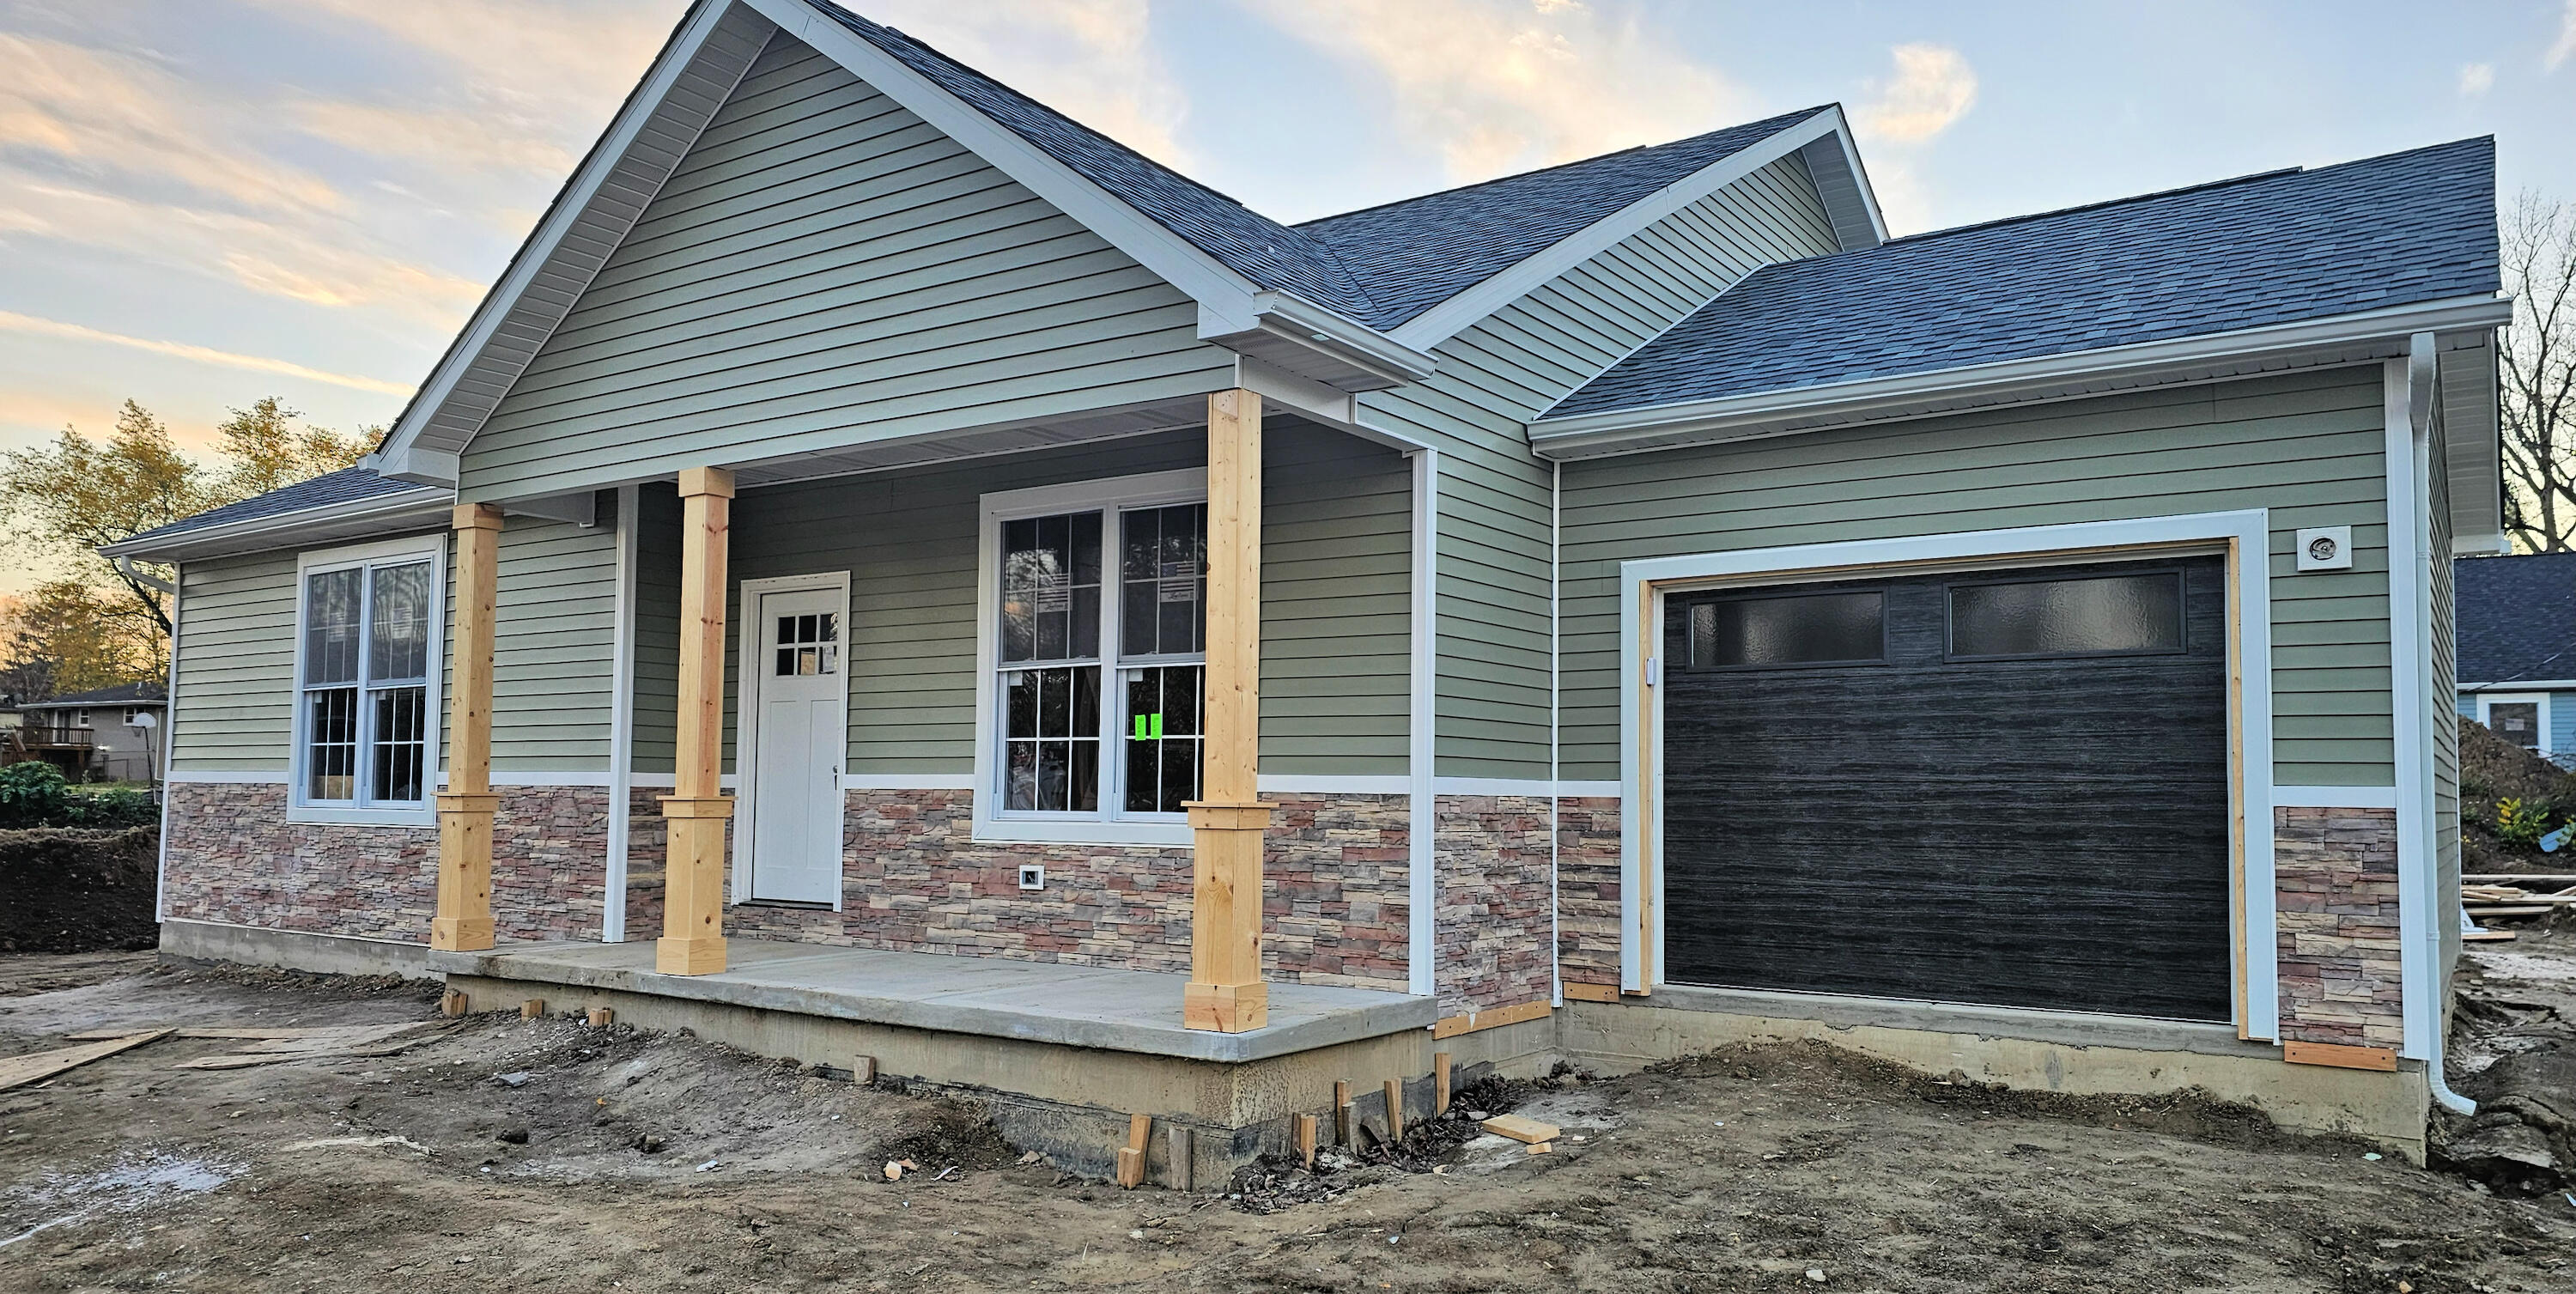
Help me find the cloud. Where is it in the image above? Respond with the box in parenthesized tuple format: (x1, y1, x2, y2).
(835, 0, 1193, 167)
(1242, 0, 1746, 186)
(0, 33, 345, 213)
(2552, 0, 2576, 70)
(1854, 44, 1978, 145)
(0, 180, 486, 325)
(0, 311, 416, 397)
(2458, 62, 2496, 97)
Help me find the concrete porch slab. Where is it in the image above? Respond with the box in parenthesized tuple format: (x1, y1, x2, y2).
(425, 939, 1437, 1063)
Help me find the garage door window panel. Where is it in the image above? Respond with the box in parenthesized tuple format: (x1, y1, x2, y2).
(1947, 571, 2185, 660)
(1686, 590, 1886, 670)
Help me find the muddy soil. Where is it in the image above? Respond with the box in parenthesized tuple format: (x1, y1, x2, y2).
(3, 958, 2573, 1293)
(0, 829, 158, 954)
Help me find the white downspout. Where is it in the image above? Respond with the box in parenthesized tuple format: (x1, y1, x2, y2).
(1406, 450, 1438, 999)
(2397, 336, 2475, 1116)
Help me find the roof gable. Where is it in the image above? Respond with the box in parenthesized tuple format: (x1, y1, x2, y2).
(1548, 137, 2501, 422)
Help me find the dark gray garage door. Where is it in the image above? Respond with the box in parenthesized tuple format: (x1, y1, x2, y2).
(1660, 556, 2233, 1022)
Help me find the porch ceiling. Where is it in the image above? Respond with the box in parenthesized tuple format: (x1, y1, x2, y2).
(426, 938, 1434, 1063)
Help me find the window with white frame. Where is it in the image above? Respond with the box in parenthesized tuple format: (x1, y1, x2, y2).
(296, 550, 439, 813)
(987, 479, 1206, 833)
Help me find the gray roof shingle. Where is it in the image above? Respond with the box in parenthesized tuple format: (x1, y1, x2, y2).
(2457, 552, 2576, 686)
(118, 467, 437, 547)
(805, 1, 1814, 331)
(1548, 137, 2500, 419)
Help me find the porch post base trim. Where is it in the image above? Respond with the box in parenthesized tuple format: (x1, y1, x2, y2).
(428, 917, 495, 951)
(1182, 979, 1268, 1033)
(655, 935, 729, 976)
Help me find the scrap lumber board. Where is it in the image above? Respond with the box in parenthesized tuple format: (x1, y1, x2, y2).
(1114, 1114, 1151, 1189)
(1559, 981, 1621, 1004)
(1480, 1113, 1561, 1145)
(2464, 930, 2518, 942)
(0, 1030, 173, 1090)
(69, 1026, 363, 1042)
(2463, 874, 2576, 884)
(1431, 999, 1552, 1040)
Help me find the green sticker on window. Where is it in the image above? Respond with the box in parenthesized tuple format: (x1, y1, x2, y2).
(1133, 713, 1163, 740)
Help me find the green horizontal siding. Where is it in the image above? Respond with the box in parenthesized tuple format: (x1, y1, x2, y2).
(460, 32, 1235, 501)
(1557, 365, 2397, 785)
(489, 503, 622, 774)
(1361, 155, 1843, 778)
(685, 424, 1410, 778)
(169, 551, 300, 771)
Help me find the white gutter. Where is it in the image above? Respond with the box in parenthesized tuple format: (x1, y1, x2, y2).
(1532, 295, 2516, 460)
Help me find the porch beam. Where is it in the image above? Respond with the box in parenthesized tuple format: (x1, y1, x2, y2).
(658, 466, 735, 976)
(1184, 389, 1272, 1032)
(431, 503, 503, 952)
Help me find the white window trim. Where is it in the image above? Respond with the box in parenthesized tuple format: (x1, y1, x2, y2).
(728, 571, 854, 908)
(1615, 508, 2278, 1040)
(289, 533, 448, 828)
(972, 468, 1207, 847)
(2475, 692, 2552, 756)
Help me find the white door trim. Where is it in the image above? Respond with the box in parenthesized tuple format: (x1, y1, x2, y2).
(1615, 507, 2278, 1039)
(730, 571, 854, 909)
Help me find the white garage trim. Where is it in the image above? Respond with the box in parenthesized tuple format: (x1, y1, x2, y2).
(1615, 507, 2278, 1040)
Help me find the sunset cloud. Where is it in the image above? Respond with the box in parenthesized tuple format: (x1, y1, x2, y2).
(0, 311, 415, 398)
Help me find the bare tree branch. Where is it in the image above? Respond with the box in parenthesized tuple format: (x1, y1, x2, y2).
(2500, 191, 2576, 552)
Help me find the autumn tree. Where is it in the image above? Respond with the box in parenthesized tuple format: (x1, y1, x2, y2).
(0, 580, 162, 701)
(0, 395, 376, 662)
(2502, 191, 2576, 552)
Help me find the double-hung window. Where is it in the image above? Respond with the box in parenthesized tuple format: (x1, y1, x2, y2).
(294, 541, 443, 824)
(980, 472, 1207, 845)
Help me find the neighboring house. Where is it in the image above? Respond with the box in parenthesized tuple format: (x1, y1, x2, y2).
(9, 683, 169, 783)
(2455, 550, 2576, 763)
(104, 0, 2505, 1169)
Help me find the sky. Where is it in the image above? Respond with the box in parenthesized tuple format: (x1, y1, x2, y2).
(1, 0, 2573, 597)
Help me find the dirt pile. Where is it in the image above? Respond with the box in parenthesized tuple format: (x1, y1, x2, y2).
(0, 826, 158, 953)
(2459, 716, 2576, 876)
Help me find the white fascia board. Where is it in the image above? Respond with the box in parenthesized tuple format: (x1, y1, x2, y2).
(1814, 110, 1889, 246)
(2460, 677, 2576, 692)
(1199, 292, 1440, 386)
(100, 489, 454, 563)
(1531, 295, 2517, 461)
(374, 0, 750, 486)
(1387, 107, 1845, 352)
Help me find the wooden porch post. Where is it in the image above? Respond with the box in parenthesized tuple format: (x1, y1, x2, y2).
(1184, 389, 1272, 1032)
(657, 466, 735, 976)
(431, 503, 503, 952)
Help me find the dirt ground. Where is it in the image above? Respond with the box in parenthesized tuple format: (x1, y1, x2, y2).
(3, 952, 2574, 1293)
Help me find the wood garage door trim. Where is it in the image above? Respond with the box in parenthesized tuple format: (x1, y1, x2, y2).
(1613, 510, 2280, 1041)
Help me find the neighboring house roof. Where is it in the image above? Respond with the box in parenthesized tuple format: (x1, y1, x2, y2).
(2456, 551, 2576, 686)
(23, 683, 167, 708)
(1547, 137, 2501, 420)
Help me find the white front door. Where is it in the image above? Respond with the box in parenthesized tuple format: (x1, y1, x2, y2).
(745, 587, 845, 903)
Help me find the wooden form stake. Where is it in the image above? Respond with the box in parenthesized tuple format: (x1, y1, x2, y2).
(431, 503, 504, 952)
(586, 1007, 614, 1028)
(1334, 1079, 1353, 1146)
(1115, 1113, 1151, 1188)
(1183, 389, 1273, 1033)
(658, 466, 735, 976)
(1167, 1126, 1194, 1192)
(1295, 1114, 1318, 1169)
(1434, 1052, 1452, 1116)
(520, 999, 544, 1020)
(440, 990, 469, 1017)
(1383, 1078, 1405, 1144)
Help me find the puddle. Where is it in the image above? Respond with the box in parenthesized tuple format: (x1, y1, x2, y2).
(0, 1149, 242, 1249)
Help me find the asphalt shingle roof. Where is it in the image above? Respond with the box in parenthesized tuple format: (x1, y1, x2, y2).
(1292, 108, 1830, 326)
(1548, 137, 2500, 419)
(118, 467, 436, 546)
(805, 1, 1814, 331)
(24, 683, 167, 708)
(2457, 552, 2576, 685)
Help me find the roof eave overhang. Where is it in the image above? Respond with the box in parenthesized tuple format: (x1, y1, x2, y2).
(1528, 294, 2516, 462)
(1196, 292, 1439, 392)
(100, 489, 456, 564)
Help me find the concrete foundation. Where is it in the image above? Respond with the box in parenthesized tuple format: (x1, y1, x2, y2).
(161, 917, 440, 981)
(1558, 986, 2432, 1161)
